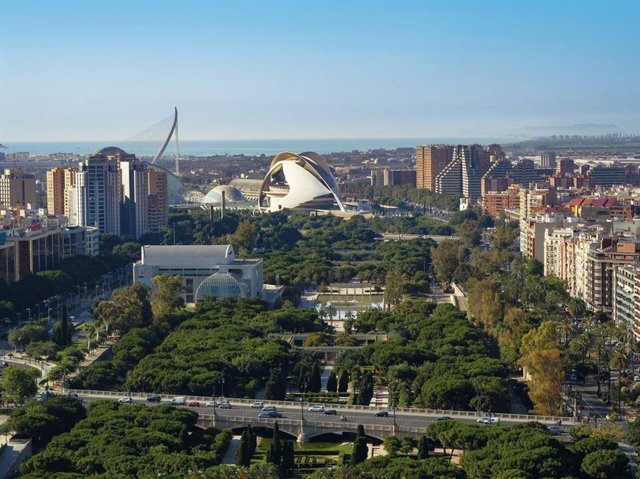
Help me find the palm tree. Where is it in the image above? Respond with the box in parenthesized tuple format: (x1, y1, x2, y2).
(610, 344, 630, 412)
(249, 463, 279, 479)
(85, 323, 98, 352)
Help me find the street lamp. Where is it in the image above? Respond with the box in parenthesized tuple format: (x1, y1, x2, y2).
(300, 379, 308, 422)
(392, 403, 397, 427)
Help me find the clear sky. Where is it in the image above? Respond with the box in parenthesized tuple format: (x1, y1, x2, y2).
(1, 0, 638, 141)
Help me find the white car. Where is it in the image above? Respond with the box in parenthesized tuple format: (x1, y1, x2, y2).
(218, 401, 232, 409)
(476, 417, 499, 424)
(251, 401, 264, 409)
(118, 397, 133, 404)
(308, 405, 325, 412)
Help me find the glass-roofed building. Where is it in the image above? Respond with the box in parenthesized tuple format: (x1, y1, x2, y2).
(133, 244, 263, 303)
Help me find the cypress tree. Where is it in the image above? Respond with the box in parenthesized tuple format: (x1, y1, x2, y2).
(338, 370, 349, 393)
(308, 362, 322, 393)
(351, 425, 368, 465)
(358, 372, 373, 405)
(281, 440, 295, 476)
(418, 435, 430, 459)
(61, 306, 70, 345)
(236, 430, 250, 466)
(327, 371, 338, 393)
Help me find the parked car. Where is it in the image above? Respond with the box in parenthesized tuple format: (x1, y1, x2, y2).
(218, 401, 232, 409)
(146, 395, 161, 403)
(118, 397, 133, 404)
(375, 410, 389, 417)
(324, 409, 337, 415)
(187, 401, 201, 407)
(308, 405, 325, 412)
(477, 417, 500, 424)
(251, 401, 264, 409)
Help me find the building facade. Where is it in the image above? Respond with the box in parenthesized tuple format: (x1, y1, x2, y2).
(76, 149, 123, 235)
(133, 245, 264, 304)
(416, 145, 453, 190)
(0, 169, 36, 208)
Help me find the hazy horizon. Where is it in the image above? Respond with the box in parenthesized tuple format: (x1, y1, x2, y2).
(1, 0, 638, 142)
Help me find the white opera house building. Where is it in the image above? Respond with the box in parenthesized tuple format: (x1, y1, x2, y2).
(258, 151, 346, 212)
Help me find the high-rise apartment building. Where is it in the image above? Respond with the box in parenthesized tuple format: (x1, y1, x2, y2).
(46, 167, 77, 216)
(0, 169, 36, 208)
(76, 148, 123, 235)
(461, 144, 489, 200)
(612, 264, 640, 339)
(63, 168, 77, 217)
(46, 168, 65, 215)
(434, 150, 462, 197)
(556, 158, 574, 177)
(541, 152, 557, 169)
(148, 168, 169, 234)
(416, 145, 453, 190)
(120, 159, 149, 238)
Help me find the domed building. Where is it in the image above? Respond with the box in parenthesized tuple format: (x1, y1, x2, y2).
(201, 185, 247, 204)
(258, 151, 345, 212)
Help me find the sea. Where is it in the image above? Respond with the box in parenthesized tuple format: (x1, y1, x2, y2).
(2, 137, 516, 157)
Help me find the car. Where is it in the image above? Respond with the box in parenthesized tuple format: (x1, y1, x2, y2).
(308, 405, 325, 412)
(547, 425, 563, 435)
(258, 412, 278, 419)
(168, 396, 186, 405)
(187, 401, 201, 407)
(375, 411, 389, 417)
(146, 395, 161, 403)
(206, 400, 218, 408)
(251, 401, 264, 409)
(218, 401, 232, 409)
(262, 405, 277, 412)
(633, 376, 640, 382)
(323, 409, 337, 415)
(477, 417, 500, 424)
(118, 397, 133, 404)
(67, 392, 79, 398)
(436, 416, 452, 422)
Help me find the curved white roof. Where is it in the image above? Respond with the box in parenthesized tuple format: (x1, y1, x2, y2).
(202, 185, 247, 203)
(259, 151, 345, 212)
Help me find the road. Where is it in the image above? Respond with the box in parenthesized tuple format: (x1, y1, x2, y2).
(71, 390, 576, 429)
(380, 233, 460, 243)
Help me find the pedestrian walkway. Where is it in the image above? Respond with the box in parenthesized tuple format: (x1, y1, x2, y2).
(221, 435, 241, 465)
(0, 438, 31, 479)
(369, 386, 389, 408)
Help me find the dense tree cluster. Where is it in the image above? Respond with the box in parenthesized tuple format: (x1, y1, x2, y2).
(425, 420, 632, 479)
(9, 395, 85, 448)
(338, 303, 510, 412)
(20, 401, 231, 478)
(71, 308, 190, 390)
(123, 298, 322, 397)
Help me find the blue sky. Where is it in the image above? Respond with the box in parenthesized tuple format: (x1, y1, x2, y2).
(0, 0, 638, 141)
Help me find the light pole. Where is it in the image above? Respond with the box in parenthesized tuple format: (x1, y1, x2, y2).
(392, 403, 397, 428)
(301, 379, 307, 422)
(26, 308, 31, 322)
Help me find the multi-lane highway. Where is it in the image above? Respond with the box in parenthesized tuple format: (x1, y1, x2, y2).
(70, 389, 577, 434)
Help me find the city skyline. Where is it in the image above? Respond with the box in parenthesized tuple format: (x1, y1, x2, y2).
(1, 0, 639, 141)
